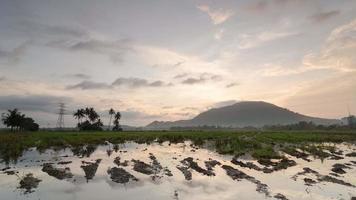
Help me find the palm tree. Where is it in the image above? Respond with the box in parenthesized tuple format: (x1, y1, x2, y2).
(113, 112, 122, 131)
(1, 109, 36, 131)
(1, 109, 21, 131)
(87, 107, 99, 122)
(108, 108, 115, 130)
(73, 109, 85, 126)
(75, 107, 104, 131)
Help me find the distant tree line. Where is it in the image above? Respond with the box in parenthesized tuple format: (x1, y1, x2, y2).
(264, 120, 356, 131)
(347, 115, 356, 128)
(170, 120, 356, 131)
(1, 109, 39, 131)
(73, 107, 122, 131)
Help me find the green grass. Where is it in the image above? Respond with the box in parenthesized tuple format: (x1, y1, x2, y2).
(0, 130, 355, 164)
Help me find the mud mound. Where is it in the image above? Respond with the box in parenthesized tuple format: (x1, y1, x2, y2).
(107, 167, 138, 184)
(42, 163, 73, 180)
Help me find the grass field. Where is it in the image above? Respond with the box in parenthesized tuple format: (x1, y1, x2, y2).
(1, 130, 356, 164)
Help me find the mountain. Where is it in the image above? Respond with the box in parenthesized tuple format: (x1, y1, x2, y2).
(145, 101, 340, 130)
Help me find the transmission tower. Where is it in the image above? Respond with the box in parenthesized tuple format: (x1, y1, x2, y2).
(56, 103, 66, 129)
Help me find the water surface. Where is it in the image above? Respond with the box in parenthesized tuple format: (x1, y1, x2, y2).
(1, 141, 355, 200)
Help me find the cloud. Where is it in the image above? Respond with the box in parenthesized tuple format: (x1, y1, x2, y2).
(22, 21, 131, 64)
(66, 81, 111, 90)
(0, 77, 5, 82)
(303, 18, 356, 71)
(120, 110, 161, 120)
(226, 82, 240, 88)
(246, 1, 268, 12)
(112, 77, 171, 88)
(210, 100, 238, 108)
(214, 29, 225, 40)
(152, 61, 185, 68)
(181, 73, 222, 85)
(19, 21, 88, 39)
(182, 77, 205, 84)
(67, 77, 172, 90)
(197, 5, 234, 25)
(309, 10, 340, 23)
(238, 31, 299, 49)
(174, 73, 188, 79)
(259, 64, 309, 77)
(50, 38, 133, 63)
(0, 42, 29, 64)
(245, 0, 306, 12)
(0, 95, 72, 113)
(283, 72, 356, 118)
(65, 73, 91, 79)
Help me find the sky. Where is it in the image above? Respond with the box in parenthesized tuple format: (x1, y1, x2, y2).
(0, 0, 356, 127)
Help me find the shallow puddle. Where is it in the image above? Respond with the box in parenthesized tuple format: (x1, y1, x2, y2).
(1, 141, 355, 200)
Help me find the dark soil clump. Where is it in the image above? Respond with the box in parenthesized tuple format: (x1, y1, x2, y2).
(177, 166, 192, 181)
(346, 152, 356, 157)
(132, 154, 171, 180)
(292, 167, 355, 188)
(42, 163, 73, 180)
(81, 159, 101, 180)
(204, 159, 221, 171)
(221, 165, 270, 197)
(304, 178, 317, 186)
(274, 193, 289, 200)
(331, 163, 350, 174)
(132, 159, 155, 175)
(113, 156, 129, 167)
(18, 173, 41, 194)
(232, 157, 296, 173)
(57, 161, 72, 165)
(4, 170, 17, 175)
(180, 157, 215, 176)
(285, 149, 311, 162)
(107, 167, 138, 184)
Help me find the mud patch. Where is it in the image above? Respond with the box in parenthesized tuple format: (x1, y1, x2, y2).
(42, 163, 73, 180)
(274, 193, 288, 200)
(221, 165, 271, 197)
(107, 167, 138, 184)
(284, 149, 311, 162)
(57, 161, 72, 165)
(346, 152, 356, 157)
(205, 159, 221, 171)
(81, 159, 101, 181)
(71, 145, 97, 158)
(18, 173, 41, 194)
(180, 157, 215, 176)
(114, 156, 129, 167)
(177, 166, 192, 181)
(132, 159, 155, 175)
(292, 167, 355, 187)
(4, 170, 17, 175)
(331, 163, 351, 174)
(132, 153, 171, 180)
(232, 157, 296, 173)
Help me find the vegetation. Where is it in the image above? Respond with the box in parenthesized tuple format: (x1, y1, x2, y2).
(73, 107, 103, 131)
(0, 130, 355, 164)
(170, 121, 356, 131)
(73, 107, 121, 131)
(112, 112, 122, 131)
(347, 115, 356, 128)
(265, 120, 356, 130)
(108, 108, 115, 130)
(1, 109, 39, 131)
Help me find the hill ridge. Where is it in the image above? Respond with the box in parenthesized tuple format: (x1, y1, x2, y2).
(145, 101, 340, 130)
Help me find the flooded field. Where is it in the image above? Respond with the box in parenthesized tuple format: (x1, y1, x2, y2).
(1, 141, 355, 200)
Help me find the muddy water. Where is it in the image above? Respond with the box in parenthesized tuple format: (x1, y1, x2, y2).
(0, 141, 355, 200)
